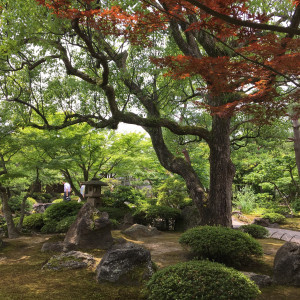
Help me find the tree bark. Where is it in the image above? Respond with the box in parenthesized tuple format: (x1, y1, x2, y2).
(146, 125, 233, 227)
(292, 118, 300, 179)
(0, 186, 19, 238)
(205, 115, 235, 227)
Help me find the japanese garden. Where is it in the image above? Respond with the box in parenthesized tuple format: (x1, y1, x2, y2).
(0, 0, 300, 299)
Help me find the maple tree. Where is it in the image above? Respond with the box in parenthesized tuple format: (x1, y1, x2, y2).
(0, 0, 299, 226)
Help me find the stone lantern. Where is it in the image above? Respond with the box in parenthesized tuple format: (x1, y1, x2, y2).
(81, 177, 108, 207)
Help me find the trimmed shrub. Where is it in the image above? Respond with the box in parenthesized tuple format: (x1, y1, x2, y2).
(147, 260, 260, 300)
(239, 224, 269, 239)
(52, 199, 63, 204)
(22, 213, 44, 230)
(41, 220, 57, 234)
(262, 212, 285, 224)
(179, 226, 263, 267)
(55, 215, 77, 233)
(99, 207, 131, 222)
(43, 201, 83, 223)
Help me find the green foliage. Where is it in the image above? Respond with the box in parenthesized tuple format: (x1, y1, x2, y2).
(8, 195, 23, 213)
(43, 201, 83, 223)
(26, 197, 37, 212)
(55, 215, 77, 233)
(40, 220, 57, 234)
(292, 199, 300, 212)
(262, 212, 286, 224)
(52, 199, 63, 204)
(144, 205, 181, 220)
(239, 224, 269, 239)
(22, 213, 44, 230)
(233, 186, 256, 214)
(32, 192, 52, 203)
(179, 226, 263, 267)
(133, 205, 181, 226)
(146, 260, 260, 300)
(109, 218, 120, 229)
(156, 176, 189, 208)
(103, 186, 145, 208)
(99, 207, 131, 222)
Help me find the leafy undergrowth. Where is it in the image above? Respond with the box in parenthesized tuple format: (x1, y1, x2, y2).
(279, 217, 300, 231)
(1, 232, 300, 299)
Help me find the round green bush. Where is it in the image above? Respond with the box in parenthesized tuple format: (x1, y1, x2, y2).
(179, 226, 263, 267)
(22, 213, 44, 230)
(55, 215, 77, 233)
(239, 224, 269, 239)
(262, 212, 285, 224)
(40, 220, 57, 234)
(43, 201, 83, 223)
(147, 260, 260, 300)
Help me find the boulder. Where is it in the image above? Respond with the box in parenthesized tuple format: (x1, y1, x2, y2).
(41, 241, 64, 252)
(33, 203, 52, 213)
(64, 203, 113, 250)
(122, 224, 160, 239)
(96, 242, 154, 284)
(252, 217, 270, 227)
(273, 242, 300, 286)
(42, 251, 95, 270)
(242, 272, 273, 288)
(120, 213, 134, 230)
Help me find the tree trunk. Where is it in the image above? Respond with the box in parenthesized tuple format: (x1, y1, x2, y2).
(292, 118, 300, 179)
(204, 116, 235, 227)
(0, 186, 19, 238)
(146, 126, 233, 227)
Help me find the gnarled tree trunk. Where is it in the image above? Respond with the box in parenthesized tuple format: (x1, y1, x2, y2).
(0, 186, 19, 238)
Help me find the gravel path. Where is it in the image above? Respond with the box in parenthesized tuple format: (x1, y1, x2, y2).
(232, 217, 300, 244)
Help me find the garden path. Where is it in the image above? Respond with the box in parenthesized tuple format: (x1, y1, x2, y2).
(232, 217, 300, 244)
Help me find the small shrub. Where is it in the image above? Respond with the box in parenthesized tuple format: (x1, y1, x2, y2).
(146, 260, 260, 300)
(41, 220, 57, 234)
(22, 213, 44, 230)
(99, 207, 131, 222)
(239, 224, 269, 239)
(233, 186, 256, 214)
(179, 226, 263, 267)
(110, 218, 120, 229)
(262, 212, 286, 224)
(103, 185, 145, 208)
(43, 201, 83, 223)
(52, 199, 63, 204)
(55, 215, 77, 233)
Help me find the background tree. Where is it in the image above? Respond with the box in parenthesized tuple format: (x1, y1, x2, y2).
(0, 0, 299, 226)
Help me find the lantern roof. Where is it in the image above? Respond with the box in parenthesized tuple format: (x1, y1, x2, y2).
(81, 177, 108, 186)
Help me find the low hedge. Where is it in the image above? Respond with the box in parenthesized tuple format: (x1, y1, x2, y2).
(179, 226, 263, 267)
(146, 260, 260, 300)
(239, 224, 269, 239)
(262, 212, 286, 224)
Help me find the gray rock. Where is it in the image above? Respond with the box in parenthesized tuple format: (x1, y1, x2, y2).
(42, 251, 95, 270)
(122, 224, 160, 239)
(41, 241, 64, 252)
(64, 203, 113, 250)
(120, 213, 134, 230)
(33, 203, 52, 213)
(242, 272, 273, 288)
(96, 242, 154, 284)
(252, 217, 270, 227)
(273, 242, 300, 286)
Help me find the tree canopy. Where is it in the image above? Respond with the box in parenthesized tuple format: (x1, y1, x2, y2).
(0, 0, 299, 226)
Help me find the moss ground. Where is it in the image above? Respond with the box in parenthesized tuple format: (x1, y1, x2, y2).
(1, 231, 300, 299)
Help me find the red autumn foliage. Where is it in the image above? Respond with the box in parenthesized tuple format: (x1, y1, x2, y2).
(35, 0, 299, 119)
